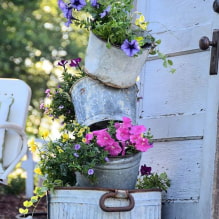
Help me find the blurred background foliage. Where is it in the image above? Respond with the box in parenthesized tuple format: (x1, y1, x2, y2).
(0, 0, 88, 136)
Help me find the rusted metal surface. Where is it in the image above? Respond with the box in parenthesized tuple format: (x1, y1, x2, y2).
(71, 77, 137, 127)
(199, 30, 219, 75)
(99, 190, 135, 212)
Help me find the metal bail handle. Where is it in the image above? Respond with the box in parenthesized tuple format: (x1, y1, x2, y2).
(99, 190, 135, 212)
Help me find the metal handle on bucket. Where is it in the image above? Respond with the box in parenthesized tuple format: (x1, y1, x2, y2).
(99, 190, 135, 212)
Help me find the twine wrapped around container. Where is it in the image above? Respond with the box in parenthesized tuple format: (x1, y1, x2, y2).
(85, 32, 149, 88)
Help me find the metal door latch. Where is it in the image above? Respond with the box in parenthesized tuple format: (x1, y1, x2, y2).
(213, 0, 219, 13)
(199, 29, 219, 75)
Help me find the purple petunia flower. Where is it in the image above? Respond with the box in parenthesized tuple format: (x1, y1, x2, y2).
(58, 0, 75, 27)
(70, 0, 86, 11)
(58, 60, 68, 67)
(58, 105, 64, 109)
(140, 164, 152, 176)
(45, 89, 50, 94)
(74, 144, 81, 150)
(90, 0, 99, 8)
(88, 169, 94, 175)
(100, 5, 111, 18)
(69, 58, 81, 67)
(40, 103, 45, 110)
(105, 157, 110, 162)
(73, 152, 79, 157)
(121, 39, 140, 57)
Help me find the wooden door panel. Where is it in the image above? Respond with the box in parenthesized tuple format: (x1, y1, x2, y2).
(140, 140, 202, 200)
(136, 0, 215, 218)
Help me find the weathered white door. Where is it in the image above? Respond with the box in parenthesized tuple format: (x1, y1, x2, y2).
(137, 1, 219, 218)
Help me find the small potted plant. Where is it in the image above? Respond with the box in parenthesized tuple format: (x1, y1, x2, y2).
(19, 132, 170, 217)
(58, 0, 175, 88)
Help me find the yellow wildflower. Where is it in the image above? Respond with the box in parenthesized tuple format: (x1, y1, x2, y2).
(28, 138, 37, 152)
(79, 128, 85, 133)
(62, 133, 69, 142)
(57, 146, 64, 153)
(135, 15, 148, 30)
(135, 36, 144, 47)
(82, 138, 86, 143)
(77, 132, 83, 137)
(41, 130, 49, 139)
(74, 128, 79, 132)
(34, 168, 42, 175)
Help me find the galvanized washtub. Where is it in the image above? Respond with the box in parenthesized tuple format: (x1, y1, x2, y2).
(48, 187, 162, 219)
(16, 212, 47, 219)
(76, 153, 142, 190)
(85, 32, 149, 88)
(70, 77, 137, 127)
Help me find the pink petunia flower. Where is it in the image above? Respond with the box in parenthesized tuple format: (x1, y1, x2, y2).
(104, 141, 122, 156)
(130, 125, 146, 135)
(122, 117, 132, 127)
(85, 133, 94, 144)
(116, 126, 130, 141)
(135, 137, 153, 152)
(93, 129, 114, 147)
(129, 133, 141, 144)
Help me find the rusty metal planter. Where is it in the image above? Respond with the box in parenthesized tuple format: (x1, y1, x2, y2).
(70, 77, 137, 127)
(48, 187, 162, 219)
(85, 32, 149, 88)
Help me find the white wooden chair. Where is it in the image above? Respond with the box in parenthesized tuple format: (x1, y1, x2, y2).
(0, 78, 31, 182)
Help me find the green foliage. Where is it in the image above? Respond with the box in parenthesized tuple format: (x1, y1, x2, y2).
(42, 58, 85, 126)
(61, 0, 155, 54)
(136, 172, 171, 192)
(19, 186, 47, 216)
(0, 174, 25, 195)
(0, 0, 88, 136)
(35, 122, 108, 186)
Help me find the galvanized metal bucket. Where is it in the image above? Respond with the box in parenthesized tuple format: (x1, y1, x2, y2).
(16, 212, 47, 219)
(70, 77, 137, 127)
(85, 32, 149, 88)
(48, 187, 162, 219)
(76, 152, 142, 190)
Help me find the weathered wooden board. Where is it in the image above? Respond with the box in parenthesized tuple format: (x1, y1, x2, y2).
(140, 140, 202, 200)
(137, 0, 218, 218)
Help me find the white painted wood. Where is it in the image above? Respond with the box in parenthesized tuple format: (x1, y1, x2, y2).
(0, 95, 13, 174)
(136, 0, 219, 218)
(21, 149, 36, 198)
(141, 140, 202, 201)
(0, 78, 31, 180)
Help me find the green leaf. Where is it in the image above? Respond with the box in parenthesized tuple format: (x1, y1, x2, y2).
(167, 59, 173, 66)
(170, 68, 176, 74)
(155, 39, 161, 45)
(31, 196, 39, 203)
(163, 61, 167, 68)
(106, 42, 111, 49)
